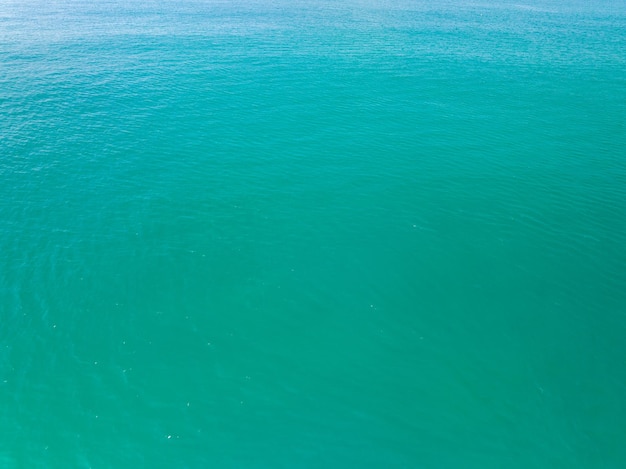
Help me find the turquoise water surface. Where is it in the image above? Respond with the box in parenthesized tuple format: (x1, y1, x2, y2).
(2, 0, 626, 467)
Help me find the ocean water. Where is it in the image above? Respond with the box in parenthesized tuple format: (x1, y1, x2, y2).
(1, 0, 626, 466)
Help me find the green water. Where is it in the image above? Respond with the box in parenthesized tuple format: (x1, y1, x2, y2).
(2, 0, 626, 466)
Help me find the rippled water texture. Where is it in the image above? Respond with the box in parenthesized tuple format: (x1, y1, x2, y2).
(2, 0, 626, 466)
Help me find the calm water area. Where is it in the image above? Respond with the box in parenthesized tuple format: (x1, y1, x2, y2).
(1, 0, 626, 466)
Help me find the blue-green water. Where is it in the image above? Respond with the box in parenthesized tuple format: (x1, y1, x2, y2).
(2, 0, 626, 466)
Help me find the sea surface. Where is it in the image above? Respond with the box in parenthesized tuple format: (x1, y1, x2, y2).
(1, 0, 626, 467)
